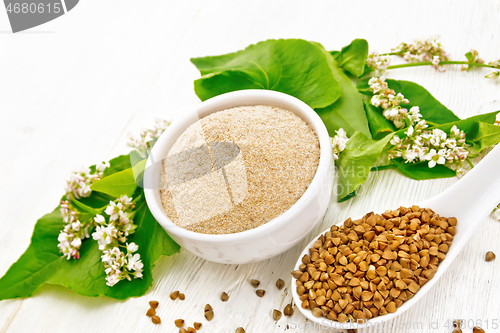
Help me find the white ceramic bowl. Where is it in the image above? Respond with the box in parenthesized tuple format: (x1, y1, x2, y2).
(144, 90, 334, 264)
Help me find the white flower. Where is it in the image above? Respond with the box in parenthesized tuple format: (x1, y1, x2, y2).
(373, 76, 472, 173)
(390, 135, 401, 146)
(367, 52, 391, 73)
(331, 128, 349, 160)
(110, 247, 121, 256)
(432, 55, 441, 67)
(371, 95, 382, 107)
(127, 242, 139, 253)
(425, 149, 438, 168)
(58, 232, 68, 243)
(96, 161, 110, 173)
(403, 149, 418, 163)
(93, 195, 141, 287)
(392, 36, 449, 70)
(127, 118, 171, 158)
(105, 273, 121, 287)
(57, 200, 92, 260)
(64, 167, 102, 199)
(393, 118, 406, 129)
(126, 253, 144, 272)
(92, 226, 104, 241)
(94, 214, 105, 225)
(70, 238, 82, 248)
(118, 210, 131, 224)
(445, 138, 457, 149)
(117, 195, 133, 206)
(105, 202, 120, 221)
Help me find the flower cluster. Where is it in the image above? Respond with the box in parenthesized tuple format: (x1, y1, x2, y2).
(369, 77, 413, 128)
(57, 200, 92, 260)
(485, 58, 500, 80)
(369, 77, 470, 174)
(390, 124, 469, 174)
(92, 195, 142, 287)
(366, 52, 391, 73)
(64, 161, 109, 199)
(127, 118, 171, 158)
(331, 128, 349, 160)
(392, 37, 449, 71)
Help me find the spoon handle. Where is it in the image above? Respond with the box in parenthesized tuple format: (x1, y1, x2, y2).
(420, 145, 500, 228)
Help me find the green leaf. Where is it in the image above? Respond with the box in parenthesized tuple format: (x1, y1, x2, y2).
(336, 132, 393, 201)
(191, 39, 342, 109)
(430, 111, 499, 134)
(104, 154, 132, 177)
(356, 77, 372, 95)
(465, 51, 474, 62)
(72, 192, 114, 214)
(338, 190, 356, 203)
(330, 50, 340, 60)
(132, 159, 147, 188)
(0, 197, 180, 301)
(315, 63, 371, 138)
(391, 158, 456, 180)
(47, 199, 180, 299)
(357, 78, 461, 125)
(75, 155, 144, 211)
(363, 98, 396, 139)
(90, 168, 138, 198)
(0, 208, 65, 299)
(466, 121, 500, 153)
(334, 39, 369, 77)
(385, 79, 460, 125)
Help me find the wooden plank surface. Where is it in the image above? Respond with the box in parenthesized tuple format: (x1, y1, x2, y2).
(1, 1, 499, 332)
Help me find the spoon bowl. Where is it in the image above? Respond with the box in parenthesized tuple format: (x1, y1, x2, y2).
(292, 145, 500, 330)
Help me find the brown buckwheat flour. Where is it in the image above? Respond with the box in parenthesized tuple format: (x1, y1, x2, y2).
(160, 105, 320, 234)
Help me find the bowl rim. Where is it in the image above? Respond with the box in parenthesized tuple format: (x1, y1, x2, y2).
(144, 89, 332, 243)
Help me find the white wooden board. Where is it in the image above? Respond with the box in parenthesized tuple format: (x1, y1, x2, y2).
(1, 1, 499, 332)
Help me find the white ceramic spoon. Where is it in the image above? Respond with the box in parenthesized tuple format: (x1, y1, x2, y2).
(291, 145, 500, 330)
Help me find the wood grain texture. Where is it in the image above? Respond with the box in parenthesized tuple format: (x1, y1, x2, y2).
(1, 0, 499, 332)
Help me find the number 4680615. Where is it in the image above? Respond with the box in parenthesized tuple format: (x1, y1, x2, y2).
(6, 3, 61, 14)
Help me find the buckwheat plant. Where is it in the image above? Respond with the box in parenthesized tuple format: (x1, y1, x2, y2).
(92, 195, 143, 287)
(392, 36, 449, 70)
(390, 124, 469, 175)
(57, 200, 92, 260)
(127, 118, 171, 158)
(64, 161, 109, 199)
(377, 37, 500, 78)
(367, 51, 391, 73)
(369, 77, 470, 175)
(369, 77, 411, 129)
(331, 128, 349, 160)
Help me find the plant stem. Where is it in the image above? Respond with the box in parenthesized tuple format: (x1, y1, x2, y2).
(379, 52, 402, 56)
(466, 158, 475, 169)
(371, 164, 397, 171)
(387, 61, 499, 70)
